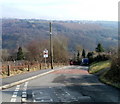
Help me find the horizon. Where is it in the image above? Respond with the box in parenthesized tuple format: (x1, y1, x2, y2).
(1, 17, 118, 22)
(1, 0, 119, 21)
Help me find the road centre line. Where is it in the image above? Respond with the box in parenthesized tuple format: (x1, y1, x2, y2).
(21, 82, 28, 102)
(15, 89, 19, 91)
(12, 94, 17, 98)
(10, 98, 16, 102)
(10, 85, 20, 102)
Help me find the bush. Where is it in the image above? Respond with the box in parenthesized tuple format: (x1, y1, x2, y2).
(88, 54, 110, 64)
(104, 55, 120, 83)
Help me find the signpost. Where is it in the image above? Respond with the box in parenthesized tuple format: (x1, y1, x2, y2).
(43, 49, 48, 68)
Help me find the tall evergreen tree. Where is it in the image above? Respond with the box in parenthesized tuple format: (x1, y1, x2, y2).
(96, 43, 104, 53)
(17, 47, 24, 60)
(82, 49, 86, 58)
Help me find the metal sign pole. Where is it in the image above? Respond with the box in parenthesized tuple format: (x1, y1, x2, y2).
(43, 49, 48, 69)
(45, 57, 46, 69)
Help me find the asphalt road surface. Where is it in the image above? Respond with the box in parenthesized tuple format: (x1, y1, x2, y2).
(2, 66, 120, 103)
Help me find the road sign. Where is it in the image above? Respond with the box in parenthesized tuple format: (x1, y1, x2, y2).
(43, 49, 48, 58)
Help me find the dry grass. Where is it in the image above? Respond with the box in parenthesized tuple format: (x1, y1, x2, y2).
(2, 63, 66, 78)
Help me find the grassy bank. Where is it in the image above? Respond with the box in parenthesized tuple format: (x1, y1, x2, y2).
(89, 60, 120, 89)
(89, 60, 111, 74)
(100, 55, 120, 89)
(100, 72, 120, 89)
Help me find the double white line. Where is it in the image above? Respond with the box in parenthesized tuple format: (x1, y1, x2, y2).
(21, 82, 28, 102)
(10, 85, 20, 102)
(10, 82, 28, 102)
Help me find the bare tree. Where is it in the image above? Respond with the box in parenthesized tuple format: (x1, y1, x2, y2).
(53, 35, 69, 63)
(2, 49, 10, 61)
(26, 35, 69, 63)
(26, 39, 49, 62)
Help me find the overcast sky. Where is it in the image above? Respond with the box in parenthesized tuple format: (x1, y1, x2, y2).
(1, 0, 119, 21)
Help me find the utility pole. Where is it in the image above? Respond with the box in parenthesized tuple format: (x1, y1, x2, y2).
(50, 22, 53, 69)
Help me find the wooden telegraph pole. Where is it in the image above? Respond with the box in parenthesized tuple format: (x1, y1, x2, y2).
(50, 22, 53, 69)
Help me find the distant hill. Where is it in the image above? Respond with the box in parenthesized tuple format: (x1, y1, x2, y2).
(2, 19, 118, 52)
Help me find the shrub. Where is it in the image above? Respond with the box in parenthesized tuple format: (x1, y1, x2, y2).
(89, 54, 110, 64)
(104, 55, 120, 83)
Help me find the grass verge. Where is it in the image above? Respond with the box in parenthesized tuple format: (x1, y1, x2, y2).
(89, 60, 120, 89)
(89, 60, 111, 74)
(100, 71, 120, 89)
(2, 64, 66, 78)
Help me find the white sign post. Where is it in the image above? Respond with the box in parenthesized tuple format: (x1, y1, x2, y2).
(43, 49, 48, 69)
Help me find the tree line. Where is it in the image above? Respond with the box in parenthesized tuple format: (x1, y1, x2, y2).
(1, 34, 117, 65)
(1, 35, 69, 63)
(70, 43, 112, 65)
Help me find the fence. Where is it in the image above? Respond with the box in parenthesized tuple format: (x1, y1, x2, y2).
(1, 62, 68, 77)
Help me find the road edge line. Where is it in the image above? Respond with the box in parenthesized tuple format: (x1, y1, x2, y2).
(1, 69, 55, 90)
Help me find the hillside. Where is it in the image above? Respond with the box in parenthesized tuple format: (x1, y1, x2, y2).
(2, 19, 118, 52)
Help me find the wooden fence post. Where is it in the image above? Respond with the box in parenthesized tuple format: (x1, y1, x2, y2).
(7, 65, 10, 76)
(39, 63, 41, 69)
(28, 65, 30, 71)
(47, 63, 49, 68)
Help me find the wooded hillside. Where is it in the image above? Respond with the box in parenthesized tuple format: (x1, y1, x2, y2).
(2, 19, 118, 52)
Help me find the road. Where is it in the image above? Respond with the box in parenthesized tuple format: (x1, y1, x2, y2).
(2, 66, 120, 103)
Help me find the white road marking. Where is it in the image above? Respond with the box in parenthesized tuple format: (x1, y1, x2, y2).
(39, 91, 43, 94)
(22, 94, 27, 98)
(21, 98, 27, 102)
(22, 92, 26, 94)
(24, 82, 28, 86)
(41, 100, 44, 102)
(21, 82, 28, 102)
(12, 92, 18, 97)
(12, 94, 17, 98)
(10, 98, 16, 102)
(10, 85, 20, 102)
(79, 82, 103, 85)
(65, 91, 70, 95)
(15, 89, 19, 91)
(50, 99, 53, 101)
(13, 92, 18, 95)
(16, 85, 20, 88)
